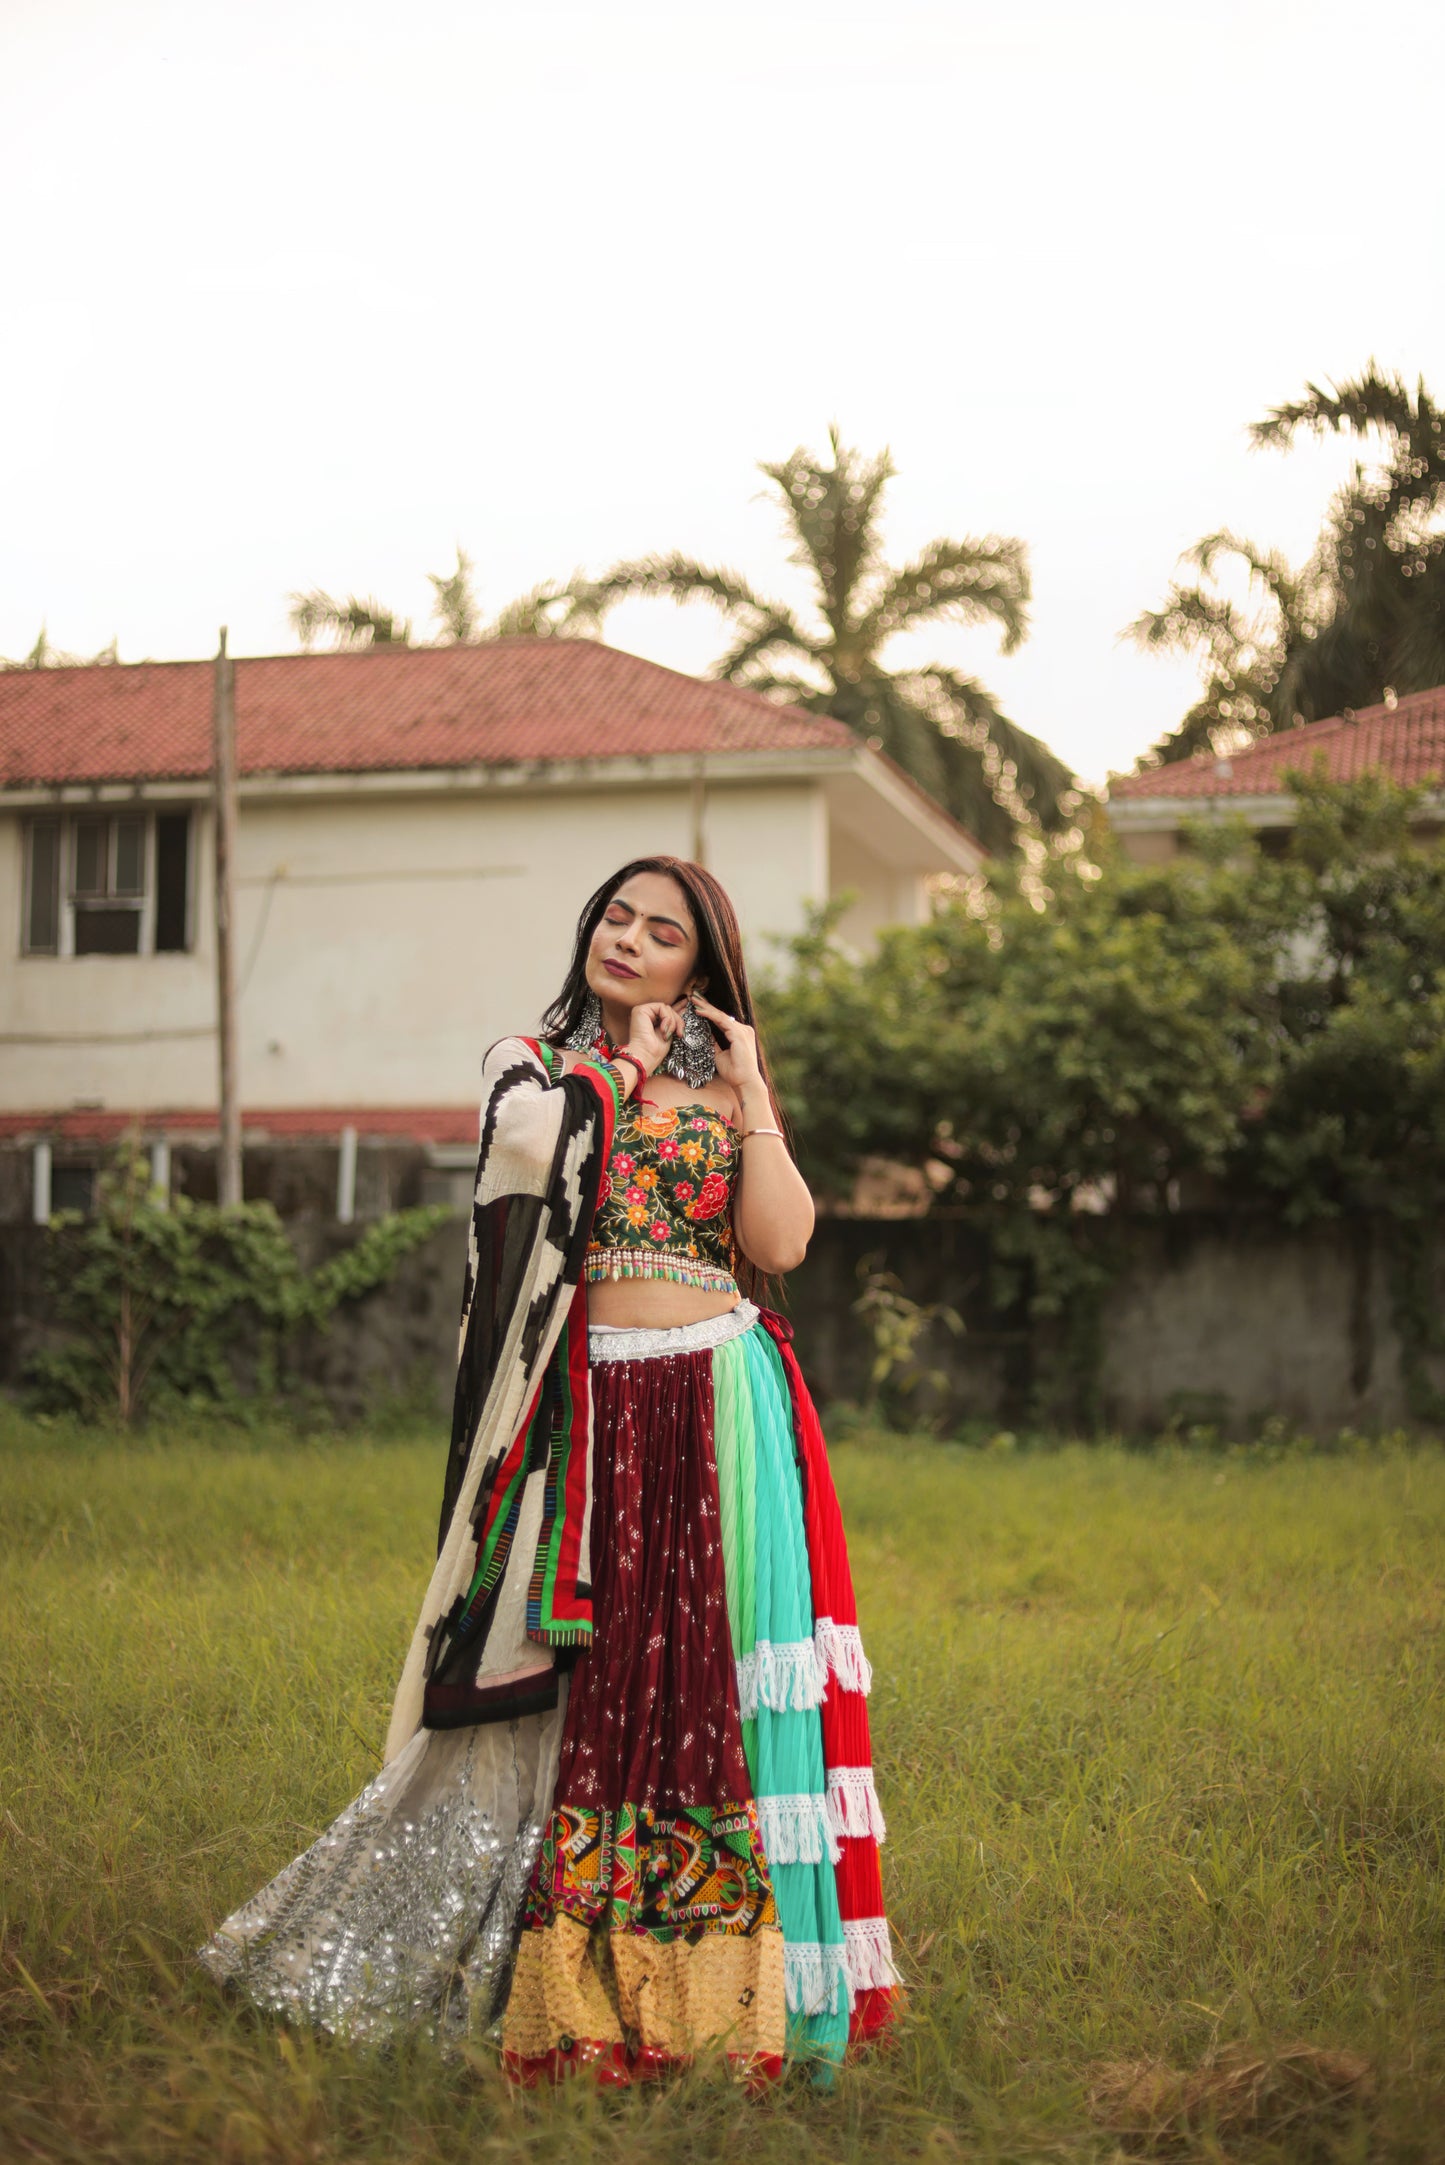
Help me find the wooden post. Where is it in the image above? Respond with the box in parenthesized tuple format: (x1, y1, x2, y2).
(690, 753, 707, 865)
(212, 629, 242, 1207)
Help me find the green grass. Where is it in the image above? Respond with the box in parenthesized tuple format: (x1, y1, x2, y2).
(3, 1408, 1444, 2163)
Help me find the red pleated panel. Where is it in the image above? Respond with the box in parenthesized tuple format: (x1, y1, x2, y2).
(756, 1311, 902, 2048)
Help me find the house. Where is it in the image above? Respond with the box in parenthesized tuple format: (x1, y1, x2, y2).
(1105, 684, 1445, 862)
(0, 638, 983, 1221)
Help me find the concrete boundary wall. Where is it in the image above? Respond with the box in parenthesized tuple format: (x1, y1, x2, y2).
(1, 1213, 1438, 1434)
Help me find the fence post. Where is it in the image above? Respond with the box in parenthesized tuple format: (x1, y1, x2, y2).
(337, 1126, 358, 1224)
(32, 1140, 52, 1225)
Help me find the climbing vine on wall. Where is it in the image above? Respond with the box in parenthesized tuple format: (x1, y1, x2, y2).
(29, 1141, 451, 1424)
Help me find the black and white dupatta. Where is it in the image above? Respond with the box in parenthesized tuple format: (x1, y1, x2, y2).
(197, 1036, 616, 2043)
(387, 1034, 617, 1755)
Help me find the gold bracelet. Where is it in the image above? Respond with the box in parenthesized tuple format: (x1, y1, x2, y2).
(739, 1124, 785, 1141)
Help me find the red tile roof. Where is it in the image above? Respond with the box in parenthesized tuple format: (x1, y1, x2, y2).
(0, 1106, 478, 1144)
(1109, 685, 1445, 800)
(0, 638, 854, 789)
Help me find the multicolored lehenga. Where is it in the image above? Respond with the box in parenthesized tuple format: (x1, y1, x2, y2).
(197, 1039, 899, 2083)
(505, 1298, 896, 2080)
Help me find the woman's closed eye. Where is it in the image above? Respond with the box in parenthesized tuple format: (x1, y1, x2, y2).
(607, 908, 683, 949)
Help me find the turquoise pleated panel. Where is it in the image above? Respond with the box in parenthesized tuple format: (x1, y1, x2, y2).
(714, 1327, 849, 2066)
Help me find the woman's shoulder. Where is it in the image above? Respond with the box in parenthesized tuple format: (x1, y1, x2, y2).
(699, 1074, 743, 1124)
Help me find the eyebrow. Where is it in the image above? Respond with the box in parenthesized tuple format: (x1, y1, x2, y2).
(609, 900, 692, 935)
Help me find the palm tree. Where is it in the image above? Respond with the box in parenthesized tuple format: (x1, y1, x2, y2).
(1, 626, 119, 669)
(574, 429, 1076, 852)
(1125, 532, 1327, 763)
(287, 591, 414, 649)
(289, 549, 606, 652)
(1129, 366, 1445, 765)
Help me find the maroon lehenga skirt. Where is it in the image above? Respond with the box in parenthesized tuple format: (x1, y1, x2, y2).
(502, 1301, 898, 2083)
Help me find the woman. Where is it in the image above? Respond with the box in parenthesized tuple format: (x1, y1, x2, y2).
(198, 857, 899, 2083)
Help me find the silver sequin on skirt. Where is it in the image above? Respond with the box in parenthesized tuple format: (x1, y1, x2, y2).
(195, 1703, 564, 2047)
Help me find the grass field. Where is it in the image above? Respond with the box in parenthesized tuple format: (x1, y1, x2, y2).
(3, 1408, 1444, 2164)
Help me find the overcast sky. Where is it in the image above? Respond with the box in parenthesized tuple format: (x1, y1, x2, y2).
(4, 0, 1442, 786)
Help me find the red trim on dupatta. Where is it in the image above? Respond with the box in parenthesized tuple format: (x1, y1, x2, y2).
(466, 1041, 618, 1645)
(528, 1040, 616, 1637)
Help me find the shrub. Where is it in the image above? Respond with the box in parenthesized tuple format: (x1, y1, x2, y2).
(758, 772, 1445, 1422)
(28, 1141, 450, 1424)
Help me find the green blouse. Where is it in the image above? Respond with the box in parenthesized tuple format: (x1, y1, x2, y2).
(585, 1099, 741, 1293)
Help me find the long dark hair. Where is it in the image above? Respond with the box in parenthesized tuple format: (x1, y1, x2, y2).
(540, 854, 792, 1154)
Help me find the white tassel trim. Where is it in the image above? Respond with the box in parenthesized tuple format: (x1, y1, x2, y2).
(813, 1616, 873, 1696)
(784, 1939, 852, 2016)
(843, 1915, 903, 1993)
(756, 1791, 841, 1867)
(735, 1637, 825, 1719)
(826, 1765, 888, 1843)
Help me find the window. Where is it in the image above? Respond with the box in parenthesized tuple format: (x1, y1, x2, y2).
(73, 811, 145, 952)
(50, 1163, 98, 1216)
(24, 820, 61, 953)
(22, 810, 193, 957)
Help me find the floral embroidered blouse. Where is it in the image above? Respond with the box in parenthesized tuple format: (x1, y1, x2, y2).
(585, 1100, 741, 1293)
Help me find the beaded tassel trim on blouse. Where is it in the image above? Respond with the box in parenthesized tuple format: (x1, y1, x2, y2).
(583, 1247, 739, 1293)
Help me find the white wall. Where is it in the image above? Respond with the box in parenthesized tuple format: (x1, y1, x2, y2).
(828, 821, 926, 950)
(0, 777, 834, 1114)
(1112, 826, 1181, 865)
(704, 780, 827, 975)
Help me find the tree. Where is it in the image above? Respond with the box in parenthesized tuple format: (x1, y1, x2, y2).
(289, 547, 605, 652)
(760, 772, 1445, 1422)
(282, 437, 1075, 850)
(287, 591, 414, 650)
(762, 771, 1445, 1220)
(1129, 366, 1445, 765)
(1, 626, 120, 669)
(761, 844, 1284, 1214)
(576, 428, 1077, 853)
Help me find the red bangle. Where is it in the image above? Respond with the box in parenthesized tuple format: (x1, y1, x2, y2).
(613, 1049, 649, 1089)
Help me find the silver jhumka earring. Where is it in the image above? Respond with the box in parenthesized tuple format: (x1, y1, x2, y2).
(563, 990, 604, 1050)
(662, 1000, 717, 1090)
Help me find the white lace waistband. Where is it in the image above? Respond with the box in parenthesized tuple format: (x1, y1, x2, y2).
(588, 1299, 760, 1364)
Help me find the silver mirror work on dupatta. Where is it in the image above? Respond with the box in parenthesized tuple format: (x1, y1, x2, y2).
(564, 989, 717, 1091)
(196, 1706, 564, 2046)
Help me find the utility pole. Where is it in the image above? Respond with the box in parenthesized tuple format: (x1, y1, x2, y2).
(690, 752, 707, 865)
(212, 628, 242, 1206)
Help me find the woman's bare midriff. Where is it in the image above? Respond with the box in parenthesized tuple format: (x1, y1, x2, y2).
(585, 1278, 742, 1331)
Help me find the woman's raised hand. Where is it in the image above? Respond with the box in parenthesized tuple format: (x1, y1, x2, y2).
(688, 992, 763, 1092)
(623, 1000, 681, 1077)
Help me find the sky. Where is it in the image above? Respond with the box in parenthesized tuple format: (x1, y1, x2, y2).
(4, 0, 1443, 788)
